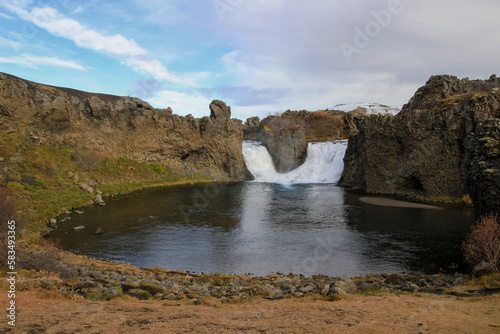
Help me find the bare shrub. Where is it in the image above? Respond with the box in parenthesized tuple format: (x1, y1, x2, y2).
(17, 238, 77, 278)
(463, 214, 500, 274)
(71, 150, 103, 171)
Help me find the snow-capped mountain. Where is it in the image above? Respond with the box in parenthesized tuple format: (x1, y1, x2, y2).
(331, 103, 401, 116)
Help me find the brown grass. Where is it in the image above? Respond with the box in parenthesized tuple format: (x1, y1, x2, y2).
(2, 291, 499, 333)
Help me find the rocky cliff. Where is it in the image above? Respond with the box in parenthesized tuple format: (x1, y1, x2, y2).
(340, 75, 500, 216)
(243, 109, 356, 173)
(0, 73, 247, 180)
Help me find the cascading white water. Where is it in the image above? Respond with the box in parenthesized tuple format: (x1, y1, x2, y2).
(242, 140, 347, 184)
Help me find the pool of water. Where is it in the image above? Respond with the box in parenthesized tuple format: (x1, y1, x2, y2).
(50, 182, 474, 277)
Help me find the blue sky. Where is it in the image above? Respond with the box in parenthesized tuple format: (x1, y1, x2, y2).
(0, 0, 499, 120)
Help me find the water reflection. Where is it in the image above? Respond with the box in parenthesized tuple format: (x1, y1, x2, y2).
(50, 183, 474, 277)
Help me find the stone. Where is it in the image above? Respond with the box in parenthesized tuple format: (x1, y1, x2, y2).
(330, 279, 357, 295)
(79, 183, 90, 191)
(74, 225, 85, 230)
(260, 125, 308, 173)
(127, 288, 151, 300)
(328, 287, 348, 296)
(94, 194, 106, 206)
(209, 100, 231, 120)
(245, 116, 260, 127)
(90, 271, 105, 280)
(49, 218, 57, 225)
(139, 282, 164, 295)
(9, 155, 25, 164)
(121, 282, 140, 292)
(94, 227, 103, 234)
(405, 283, 419, 292)
(299, 284, 316, 293)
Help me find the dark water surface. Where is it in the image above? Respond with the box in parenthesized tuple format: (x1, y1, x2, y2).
(50, 182, 474, 277)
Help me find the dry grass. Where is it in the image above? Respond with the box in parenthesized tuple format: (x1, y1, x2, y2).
(2, 291, 499, 333)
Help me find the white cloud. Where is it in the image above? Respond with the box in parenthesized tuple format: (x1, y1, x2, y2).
(0, 36, 21, 49)
(201, 0, 500, 119)
(147, 90, 212, 118)
(2, 0, 499, 121)
(23, 7, 147, 58)
(0, 54, 85, 70)
(3, 3, 206, 87)
(70, 5, 83, 15)
(0, 12, 13, 19)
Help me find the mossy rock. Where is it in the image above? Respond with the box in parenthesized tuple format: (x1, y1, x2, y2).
(127, 288, 151, 300)
(139, 282, 164, 295)
(120, 282, 140, 292)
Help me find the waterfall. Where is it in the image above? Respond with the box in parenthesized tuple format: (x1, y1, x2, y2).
(242, 140, 347, 184)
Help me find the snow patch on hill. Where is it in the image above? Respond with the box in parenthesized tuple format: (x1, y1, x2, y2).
(331, 103, 401, 116)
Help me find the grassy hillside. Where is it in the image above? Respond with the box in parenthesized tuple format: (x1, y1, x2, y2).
(0, 130, 211, 244)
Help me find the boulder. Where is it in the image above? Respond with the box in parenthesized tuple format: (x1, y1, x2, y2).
(245, 116, 260, 127)
(329, 279, 357, 295)
(209, 100, 231, 120)
(127, 288, 151, 300)
(94, 193, 106, 206)
(260, 126, 308, 173)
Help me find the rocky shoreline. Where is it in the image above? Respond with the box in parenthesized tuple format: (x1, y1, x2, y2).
(14, 247, 498, 305)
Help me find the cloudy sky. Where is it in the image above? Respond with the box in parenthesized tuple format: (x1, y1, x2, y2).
(0, 0, 499, 120)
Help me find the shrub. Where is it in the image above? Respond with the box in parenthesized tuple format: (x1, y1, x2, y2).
(149, 163, 166, 175)
(463, 214, 500, 274)
(16, 239, 77, 278)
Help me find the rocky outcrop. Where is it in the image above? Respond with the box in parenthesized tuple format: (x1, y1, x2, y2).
(209, 99, 231, 120)
(340, 75, 500, 215)
(260, 125, 308, 173)
(244, 109, 352, 143)
(0, 73, 247, 180)
(243, 110, 354, 173)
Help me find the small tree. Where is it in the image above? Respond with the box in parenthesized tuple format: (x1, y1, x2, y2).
(463, 214, 500, 274)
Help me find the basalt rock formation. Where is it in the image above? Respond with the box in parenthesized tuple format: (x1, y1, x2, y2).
(340, 75, 500, 216)
(0, 73, 247, 180)
(260, 125, 308, 173)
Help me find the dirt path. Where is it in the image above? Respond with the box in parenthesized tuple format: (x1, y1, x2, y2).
(1, 291, 499, 333)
